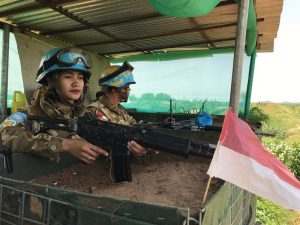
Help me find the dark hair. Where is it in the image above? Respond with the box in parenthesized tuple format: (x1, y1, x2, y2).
(95, 91, 104, 99)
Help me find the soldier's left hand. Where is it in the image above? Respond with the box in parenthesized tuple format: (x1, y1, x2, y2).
(127, 141, 147, 157)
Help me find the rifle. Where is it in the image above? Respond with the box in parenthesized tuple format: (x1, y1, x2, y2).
(26, 113, 216, 183)
(0, 133, 13, 173)
(161, 119, 222, 131)
(162, 119, 276, 136)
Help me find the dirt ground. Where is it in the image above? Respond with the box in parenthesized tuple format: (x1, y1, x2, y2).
(292, 213, 300, 225)
(32, 152, 222, 213)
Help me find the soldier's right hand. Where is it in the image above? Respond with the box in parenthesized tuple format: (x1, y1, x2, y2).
(61, 139, 109, 164)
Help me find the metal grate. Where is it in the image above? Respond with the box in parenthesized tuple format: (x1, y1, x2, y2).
(201, 182, 256, 225)
(0, 184, 77, 225)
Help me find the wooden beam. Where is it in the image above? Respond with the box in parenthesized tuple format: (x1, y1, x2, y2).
(188, 18, 216, 48)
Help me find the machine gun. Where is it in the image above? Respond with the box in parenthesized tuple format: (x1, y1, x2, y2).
(162, 119, 276, 136)
(26, 113, 216, 183)
(162, 119, 222, 132)
(0, 133, 13, 173)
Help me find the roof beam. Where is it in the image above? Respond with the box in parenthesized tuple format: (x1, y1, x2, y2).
(41, 0, 237, 36)
(188, 18, 216, 49)
(35, 0, 143, 52)
(77, 22, 239, 47)
(41, 12, 162, 35)
(0, 0, 78, 17)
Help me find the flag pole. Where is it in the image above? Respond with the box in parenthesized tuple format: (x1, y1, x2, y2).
(201, 176, 212, 207)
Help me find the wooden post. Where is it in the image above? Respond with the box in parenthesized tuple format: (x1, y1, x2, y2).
(229, 0, 250, 114)
(202, 0, 251, 210)
(1, 24, 10, 119)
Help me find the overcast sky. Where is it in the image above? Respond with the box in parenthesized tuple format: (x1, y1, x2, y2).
(251, 1, 300, 103)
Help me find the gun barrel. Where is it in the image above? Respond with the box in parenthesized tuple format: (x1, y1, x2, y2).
(254, 131, 276, 137)
(139, 130, 190, 156)
(188, 142, 216, 158)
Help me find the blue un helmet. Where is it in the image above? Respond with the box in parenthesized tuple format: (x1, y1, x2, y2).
(36, 48, 92, 84)
(98, 61, 136, 88)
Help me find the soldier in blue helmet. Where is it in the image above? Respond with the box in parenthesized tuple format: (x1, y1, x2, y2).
(87, 61, 147, 157)
(0, 48, 108, 163)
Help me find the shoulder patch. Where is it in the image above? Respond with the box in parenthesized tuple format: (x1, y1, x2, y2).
(96, 112, 109, 121)
(0, 112, 27, 130)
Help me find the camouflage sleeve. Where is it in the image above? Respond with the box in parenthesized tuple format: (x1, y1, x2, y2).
(1, 125, 62, 161)
(124, 113, 136, 126)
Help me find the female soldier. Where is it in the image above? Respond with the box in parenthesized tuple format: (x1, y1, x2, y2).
(0, 48, 108, 164)
(87, 61, 147, 157)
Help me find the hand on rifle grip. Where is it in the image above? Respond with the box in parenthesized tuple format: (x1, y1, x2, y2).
(61, 139, 109, 164)
(128, 141, 159, 158)
(127, 141, 148, 157)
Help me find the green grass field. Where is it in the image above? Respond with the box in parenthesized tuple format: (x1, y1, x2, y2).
(251, 102, 300, 225)
(252, 102, 300, 144)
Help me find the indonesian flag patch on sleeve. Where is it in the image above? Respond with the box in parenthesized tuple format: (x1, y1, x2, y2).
(96, 112, 109, 121)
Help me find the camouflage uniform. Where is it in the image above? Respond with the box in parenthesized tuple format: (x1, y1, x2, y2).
(0, 86, 84, 161)
(87, 95, 136, 126)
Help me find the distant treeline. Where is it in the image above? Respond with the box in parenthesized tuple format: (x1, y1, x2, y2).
(5, 92, 246, 115)
(124, 92, 241, 115)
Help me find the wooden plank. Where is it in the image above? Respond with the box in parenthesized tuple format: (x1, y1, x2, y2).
(256, 8, 283, 16)
(258, 22, 280, 30)
(256, 8, 283, 17)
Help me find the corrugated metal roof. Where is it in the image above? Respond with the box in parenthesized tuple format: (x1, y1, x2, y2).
(0, 0, 284, 57)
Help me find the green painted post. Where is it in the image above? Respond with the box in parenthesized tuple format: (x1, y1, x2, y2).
(244, 48, 257, 119)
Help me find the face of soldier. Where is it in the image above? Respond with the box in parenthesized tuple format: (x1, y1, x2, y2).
(118, 85, 131, 102)
(57, 70, 84, 103)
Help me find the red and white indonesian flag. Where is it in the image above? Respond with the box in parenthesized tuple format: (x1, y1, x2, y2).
(207, 109, 300, 211)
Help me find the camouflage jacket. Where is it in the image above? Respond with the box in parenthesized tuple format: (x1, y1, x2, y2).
(87, 95, 136, 126)
(0, 86, 84, 161)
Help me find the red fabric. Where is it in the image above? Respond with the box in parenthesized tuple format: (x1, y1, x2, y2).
(220, 109, 300, 189)
(96, 112, 105, 118)
(96, 112, 110, 121)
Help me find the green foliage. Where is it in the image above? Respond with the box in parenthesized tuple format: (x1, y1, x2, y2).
(256, 197, 295, 225)
(247, 106, 269, 124)
(253, 104, 300, 225)
(257, 139, 300, 225)
(288, 143, 300, 179)
(264, 140, 300, 179)
(254, 103, 300, 144)
(262, 120, 288, 141)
